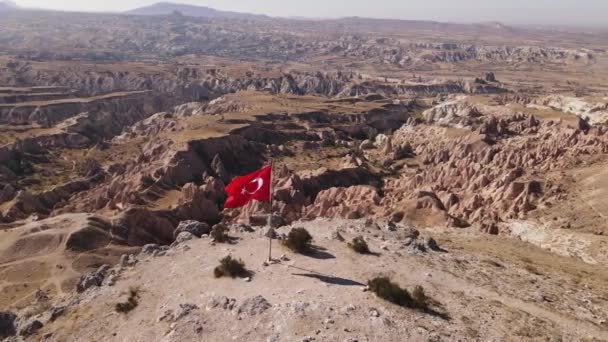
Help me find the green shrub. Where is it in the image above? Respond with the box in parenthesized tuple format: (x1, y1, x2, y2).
(115, 287, 140, 314)
(283, 228, 313, 253)
(412, 285, 429, 309)
(211, 224, 228, 243)
(348, 236, 370, 254)
(214, 256, 247, 278)
(368, 277, 414, 308)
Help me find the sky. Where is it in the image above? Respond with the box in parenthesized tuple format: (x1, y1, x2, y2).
(12, 0, 608, 27)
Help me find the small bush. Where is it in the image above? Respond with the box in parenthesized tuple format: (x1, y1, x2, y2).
(367, 275, 449, 319)
(368, 278, 437, 314)
(348, 236, 370, 254)
(283, 228, 313, 253)
(524, 264, 543, 276)
(412, 285, 429, 309)
(368, 277, 414, 308)
(214, 256, 247, 278)
(115, 287, 139, 314)
(211, 224, 228, 243)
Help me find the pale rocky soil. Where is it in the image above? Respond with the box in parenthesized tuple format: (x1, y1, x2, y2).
(4, 218, 604, 342)
(1, 7, 608, 342)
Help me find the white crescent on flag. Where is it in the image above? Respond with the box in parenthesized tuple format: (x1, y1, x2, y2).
(224, 164, 271, 209)
(241, 177, 264, 195)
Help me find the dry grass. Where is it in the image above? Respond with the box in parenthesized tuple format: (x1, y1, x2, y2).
(348, 236, 370, 254)
(368, 276, 414, 307)
(283, 228, 313, 253)
(213, 256, 247, 278)
(211, 225, 229, 243)
(444, 232, 608, 291)
(115, 287, 140, 314)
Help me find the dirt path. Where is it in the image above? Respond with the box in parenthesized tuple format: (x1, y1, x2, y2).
(427, 265, 608, 340)
(576, 161, 608, 220)
(346, 243, 608, 340)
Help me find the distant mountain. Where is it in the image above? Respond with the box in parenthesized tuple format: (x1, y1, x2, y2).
(0, 0, 19, 11)
(125, 2, 264, 19)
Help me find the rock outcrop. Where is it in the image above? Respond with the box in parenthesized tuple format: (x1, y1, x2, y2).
(0, 312, 17, 339)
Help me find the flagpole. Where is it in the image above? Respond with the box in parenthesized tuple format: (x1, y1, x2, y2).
(267, 159, 273, 262)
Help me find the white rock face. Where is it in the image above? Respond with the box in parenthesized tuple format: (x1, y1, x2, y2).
(533, 95, 608, 125)
(422, 95, 482, 128)
(509, 220, 605, 264)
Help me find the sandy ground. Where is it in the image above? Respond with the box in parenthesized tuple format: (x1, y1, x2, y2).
(30, 218, 608, 342)
(0, 214, 137, 311)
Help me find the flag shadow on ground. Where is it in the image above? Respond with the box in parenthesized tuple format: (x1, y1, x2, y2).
(289, 265, 364, 287)
(292, 273, 365, 286)
(301, 245, 335, 260)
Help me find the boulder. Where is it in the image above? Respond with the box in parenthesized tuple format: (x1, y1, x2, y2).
(237, 296, 271, 316)
(211, 154, 229, 183)
(174, 231, 195, 244)
(49, 306, 66, 322)
(359, 139, 375, 150)
(174, 220, 210, 238)
(141, 244, 161, 255)
(120, 254, 138, 267)
(0, 184, 16, 203)
(76, 264, 110, 293)
(485, 72, 497, 82)
(0, 311, 17, 338)
(19, 320, 43, 337)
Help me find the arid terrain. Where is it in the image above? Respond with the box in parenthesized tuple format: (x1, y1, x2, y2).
(1, 2, 608, 341)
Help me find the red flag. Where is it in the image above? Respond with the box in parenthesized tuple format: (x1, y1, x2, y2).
(224, 165, 272, 208)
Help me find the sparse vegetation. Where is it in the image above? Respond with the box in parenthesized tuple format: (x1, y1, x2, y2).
(348, 236, 370, 254)
(115, 287, 140, 314)
(211, 224, 229, 243)
(368, 277, 431, 311)
(368, 276, 414, 307)
(283, 227, 313, 253)
(214, 256, 247, 278)
(412, 285, 430, 309)
(524, 264, 543, 276)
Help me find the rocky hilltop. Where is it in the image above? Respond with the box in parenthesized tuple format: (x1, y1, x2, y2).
(1, 6, 608, 342)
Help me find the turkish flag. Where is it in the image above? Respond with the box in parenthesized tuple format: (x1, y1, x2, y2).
(224, 165, 272, 208)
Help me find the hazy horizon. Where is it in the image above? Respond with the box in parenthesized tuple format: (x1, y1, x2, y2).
(10, 0, 608, 28)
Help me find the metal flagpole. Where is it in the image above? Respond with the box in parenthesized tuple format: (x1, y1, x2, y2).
(267, 159, 273, 262)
